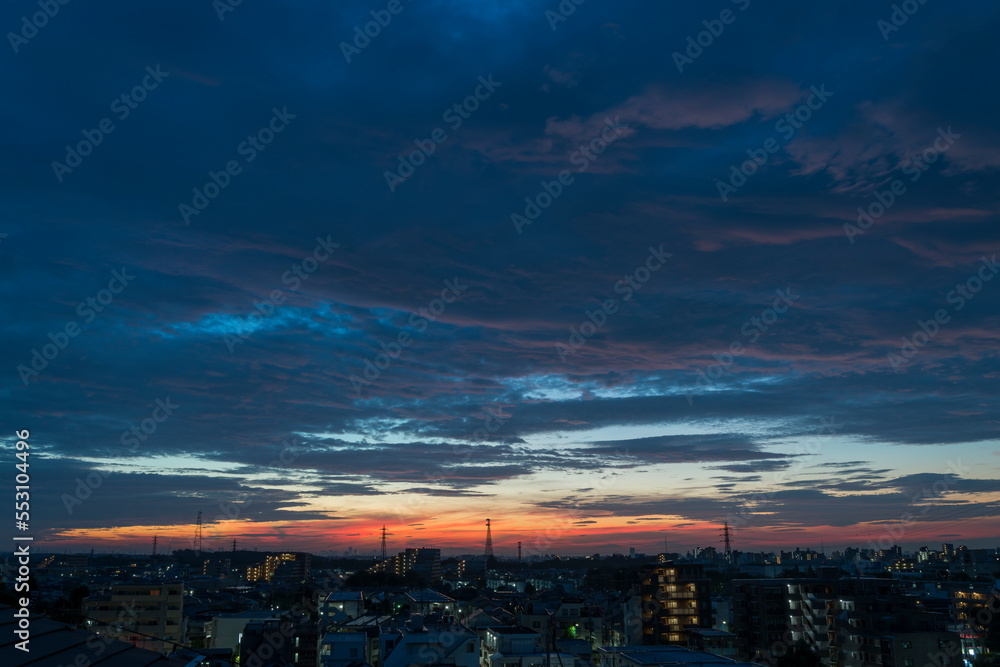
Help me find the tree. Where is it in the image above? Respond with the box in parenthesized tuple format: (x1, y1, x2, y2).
(524, 582, 536, 595)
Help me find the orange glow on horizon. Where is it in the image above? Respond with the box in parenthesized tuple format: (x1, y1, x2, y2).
(40, 513, 1000, 555)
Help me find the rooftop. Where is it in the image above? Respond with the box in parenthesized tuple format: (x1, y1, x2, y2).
(0, 605, 192, 667)
(488, 625, 539, 636)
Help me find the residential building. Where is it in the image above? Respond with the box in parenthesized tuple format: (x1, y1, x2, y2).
(379, 614, 479, 667)
(210, 610, 281, 651)
(81, 582, 184, 652)
(371, 548, 442, 582)
(635, 563, 712, 645)
(247, 552, 311, 583)
(397, 589, 458, 616)
(481, 626, 544, 667)
(320, 631, 369, 667)
(321, 590, 368, 623)
(685, 628, 737, 658)
(0, 604, 192, 666)
(598, 644, 757, 667)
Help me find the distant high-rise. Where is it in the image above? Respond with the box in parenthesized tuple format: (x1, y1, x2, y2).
(246, 552, 310, 584)
(370, 547, 441, 581)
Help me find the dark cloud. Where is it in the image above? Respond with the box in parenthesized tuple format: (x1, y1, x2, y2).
(1, 0, 998, 550)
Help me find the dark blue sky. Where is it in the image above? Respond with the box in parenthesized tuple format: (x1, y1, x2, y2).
(2, 0, 999, 555)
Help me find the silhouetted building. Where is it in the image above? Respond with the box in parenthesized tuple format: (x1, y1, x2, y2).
(635, 562, 712, 645)
(0, 604, 191, 666)
(371, 548, 441, 581)
(81, 582, 184, 652)
(247, 552, 311, 584)
(241, 618, 294, 665)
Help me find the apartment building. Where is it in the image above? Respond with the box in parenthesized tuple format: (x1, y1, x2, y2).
(635, 563, 712, 645)
(82, 582, 184, 652)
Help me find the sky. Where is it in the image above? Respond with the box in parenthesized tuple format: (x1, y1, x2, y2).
(2, 0, 1000, 557)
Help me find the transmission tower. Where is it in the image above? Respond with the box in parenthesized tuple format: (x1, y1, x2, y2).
(152, 535, 158, 557)
(484, 519, 494, 558)
(518, 541, 522, 562)
(721, 521, 733, 564)
(380, 525, 389, 561)
(232, 538, 237, 553)
(195, 511, 203, 555)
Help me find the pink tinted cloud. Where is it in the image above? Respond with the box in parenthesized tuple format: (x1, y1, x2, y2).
(459, 79, 804, 174)
(545, 80, 803, 143)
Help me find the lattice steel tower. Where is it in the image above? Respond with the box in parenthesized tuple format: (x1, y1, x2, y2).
(484, 519, 494, 558)
(380, 525, 389, 561)
(721, 521, 733, 564)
